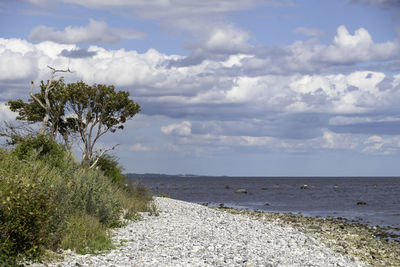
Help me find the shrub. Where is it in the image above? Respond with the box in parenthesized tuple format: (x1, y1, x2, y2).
(60, 212, 114, 254)
(68, 167, 122, 227)
(0, 138, 154, 264)
(12, 134, 66, 168)
(0, 148, 122, 263)
(94, 154, 126, 185)
(120, 181, 154, 218)
(0, 177, 57, 264)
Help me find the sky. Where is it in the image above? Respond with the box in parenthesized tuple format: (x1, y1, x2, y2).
(1, 0, 400, 176)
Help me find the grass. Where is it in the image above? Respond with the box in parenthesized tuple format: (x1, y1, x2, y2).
(60, 212, 114, 254)
(0, 135, 154, 265)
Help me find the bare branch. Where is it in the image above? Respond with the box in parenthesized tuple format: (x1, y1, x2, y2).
(0, 121, 36, 146)
(89, 144, 119, 169)
(29, 81, 46, 109)
(29, 66, 72, 135)
(47, 65, 72, 73)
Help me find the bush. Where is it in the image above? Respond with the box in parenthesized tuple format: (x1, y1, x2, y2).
(94, 154, 126, 185)
(60, 212, 114, 254)
(12, 134, 66, 168)
(0, 172, 57, 264)
(0, 148, 121, 263)
(0, 137, 154, 264)
(120, 181, 154, 218)
(67, 167, 122, 227)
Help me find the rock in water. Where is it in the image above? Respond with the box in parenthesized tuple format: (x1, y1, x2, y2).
(235, 189, 247, 194)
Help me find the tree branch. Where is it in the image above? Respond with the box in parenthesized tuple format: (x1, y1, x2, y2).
(29, 81, 46, 109)
(89, 144, 119, 169)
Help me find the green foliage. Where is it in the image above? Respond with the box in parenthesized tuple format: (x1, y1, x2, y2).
(60, 212, 114, 254)
(65, 82, 141, 164)
(120, 181, 154, 219)
(7, 80, 141, 164)
(0, 178, 56, 265)
(13, 134, 66, 168)
(158, 192, 171, 198)
(0, 144, 153, 265)
(95, 154, 126, 185)
(67, 167, 122, 227)
(7, 80, 68, 138)
(3, 74, 148, 264)
(65, 82, 140, 132)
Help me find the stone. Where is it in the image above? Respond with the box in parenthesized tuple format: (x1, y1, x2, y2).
(28, 197, 367, 267)
(235, 189, 247, 194)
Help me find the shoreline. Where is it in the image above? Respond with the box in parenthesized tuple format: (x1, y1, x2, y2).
(216, 207, 400, 266)
(209, 202, 400, 240)
(28, 197, 400, 266)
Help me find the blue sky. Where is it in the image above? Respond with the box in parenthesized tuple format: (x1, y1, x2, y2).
(1, 0, 400, 176)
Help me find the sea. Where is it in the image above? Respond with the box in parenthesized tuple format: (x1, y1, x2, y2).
(128, 175, 400, 238)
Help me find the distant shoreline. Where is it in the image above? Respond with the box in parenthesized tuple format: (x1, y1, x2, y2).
(127, 173, 400, 179)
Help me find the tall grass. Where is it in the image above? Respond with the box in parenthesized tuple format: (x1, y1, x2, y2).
(0, 135, 153, 265)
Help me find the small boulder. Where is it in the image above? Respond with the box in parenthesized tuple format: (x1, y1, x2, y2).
(264, 202, 270, 206)
(235, 189, 247, 194)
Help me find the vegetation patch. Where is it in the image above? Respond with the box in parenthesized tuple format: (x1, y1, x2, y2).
(60, 212, 114, 254)
(0, 137, 153, 265)
(0, 68, 153, 265)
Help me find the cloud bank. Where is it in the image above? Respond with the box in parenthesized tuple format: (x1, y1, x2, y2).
(2, 23, 400, 157)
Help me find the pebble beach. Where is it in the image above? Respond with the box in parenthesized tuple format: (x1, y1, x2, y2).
(29, 197, 371, 267)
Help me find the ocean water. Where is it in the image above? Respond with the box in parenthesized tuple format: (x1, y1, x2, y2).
(129, 176, 400, 230)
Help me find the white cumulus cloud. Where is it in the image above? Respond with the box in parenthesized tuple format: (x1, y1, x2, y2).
(2, 35, 400, 155)
(161, 121, 192, 136)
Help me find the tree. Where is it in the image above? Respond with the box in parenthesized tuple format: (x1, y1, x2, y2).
(7, 75, 140, 166)
(65, 82, 140, 165)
